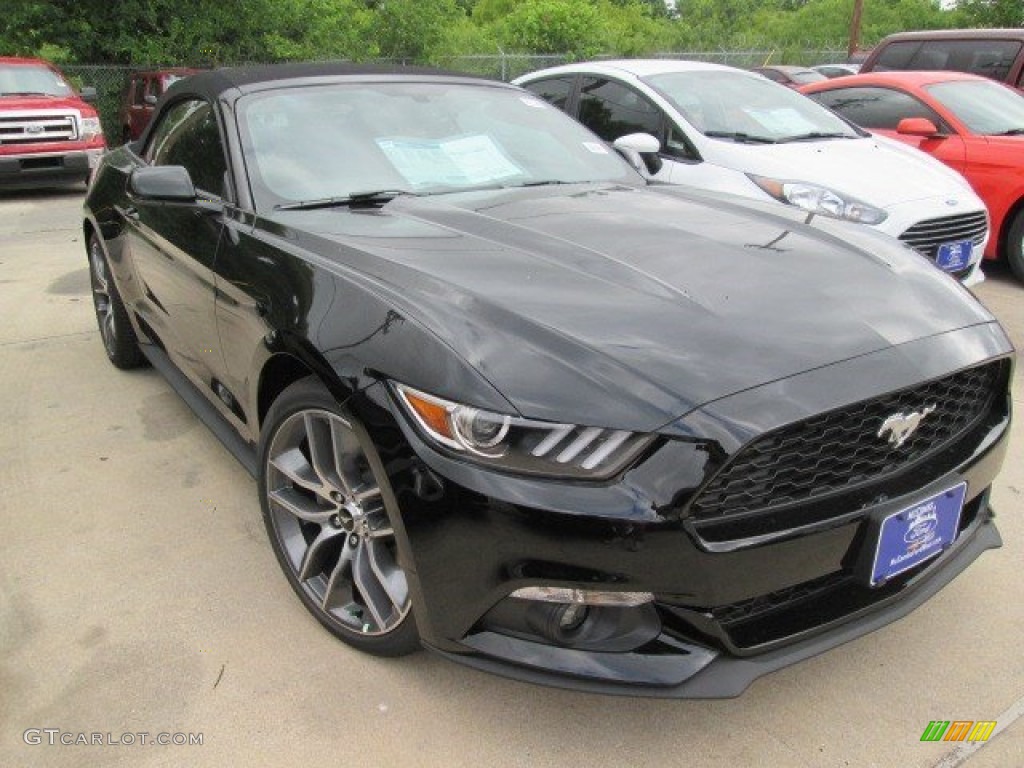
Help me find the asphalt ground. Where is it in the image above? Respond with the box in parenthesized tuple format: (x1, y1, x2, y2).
(1, 188, 1022, 768)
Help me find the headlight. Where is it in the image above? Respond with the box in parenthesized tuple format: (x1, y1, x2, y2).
(392, 383, 653, 478)
(749, 175, 888, 225)
(79, 116, 103, 141)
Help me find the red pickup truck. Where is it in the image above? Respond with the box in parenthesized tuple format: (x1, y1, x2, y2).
(0, 56, 107, 188)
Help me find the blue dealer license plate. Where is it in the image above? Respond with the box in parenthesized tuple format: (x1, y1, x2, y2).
(870, 483, 967, 586)
(935, 240, 973, 273)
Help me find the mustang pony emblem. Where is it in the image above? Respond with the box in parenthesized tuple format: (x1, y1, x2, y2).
(878, 406, 936, 448)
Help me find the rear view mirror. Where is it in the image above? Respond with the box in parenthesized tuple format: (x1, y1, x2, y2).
(128, 165, 197, 202)
(896, 117, 942, 138)
(613, 133, 664, 176)
(80, 86, 97, 103)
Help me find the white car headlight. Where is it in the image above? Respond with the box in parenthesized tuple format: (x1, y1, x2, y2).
(392, 383, 653, 478)
(749, 175, 888, 225)
(79, 116, 103, 141)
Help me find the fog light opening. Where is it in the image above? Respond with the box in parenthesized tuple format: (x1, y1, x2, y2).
(557, 602, 589, 632)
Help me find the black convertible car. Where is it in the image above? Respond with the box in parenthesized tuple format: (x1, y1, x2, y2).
(83, 63, 1013, 697)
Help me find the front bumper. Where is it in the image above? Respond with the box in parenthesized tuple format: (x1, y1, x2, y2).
(430, 515, 1001, 698)
(0, 148, 104, 189)
(379, 323, 1012, 697)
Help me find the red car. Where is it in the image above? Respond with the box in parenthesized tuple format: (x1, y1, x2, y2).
(0, 56, 106, 188)
(119, 68, 198, 142)
(802, 71, 1024, 281)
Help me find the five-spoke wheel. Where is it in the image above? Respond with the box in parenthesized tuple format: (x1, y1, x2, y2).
(87, 234, 145, 369)
(259, 378, 418, 655)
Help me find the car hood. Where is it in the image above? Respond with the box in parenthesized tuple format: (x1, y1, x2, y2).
(274, 184, 995, 431)
(0, 95, 91, 112)
(705, 133, 974, 208)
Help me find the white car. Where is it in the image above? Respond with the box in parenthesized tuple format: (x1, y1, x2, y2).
(514, 60, 989, 285)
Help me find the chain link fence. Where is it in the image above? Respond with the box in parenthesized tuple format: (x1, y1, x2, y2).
(63, 48, 847, 144)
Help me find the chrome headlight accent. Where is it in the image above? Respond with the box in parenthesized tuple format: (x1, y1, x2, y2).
(392, 383, 653, 478)
(749, 174, 888, 225)
(510, 587, 654, 606)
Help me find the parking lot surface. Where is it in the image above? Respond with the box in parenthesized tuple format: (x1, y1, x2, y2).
(1, 190, 1021, 768)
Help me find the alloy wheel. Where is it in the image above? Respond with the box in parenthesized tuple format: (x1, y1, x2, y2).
(88, 240, 117, 356)
(264, 408, 410, 635)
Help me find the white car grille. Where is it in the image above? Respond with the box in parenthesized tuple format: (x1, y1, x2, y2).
(898, 211, 988, 262)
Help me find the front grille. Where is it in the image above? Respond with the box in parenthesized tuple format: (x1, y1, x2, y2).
(0, 111, 78, 145)
(899, 211, 988, 262)
(689, 362, 1001, 521)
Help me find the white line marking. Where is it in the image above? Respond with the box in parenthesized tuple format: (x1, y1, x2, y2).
(932, 691, 1024, 768)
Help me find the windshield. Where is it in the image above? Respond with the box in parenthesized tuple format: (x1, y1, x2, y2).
(925, 80, 1024, 136)
(0, 64, 74, 97)
(645, 70, 859, 142)
(239, 82, 639, 207)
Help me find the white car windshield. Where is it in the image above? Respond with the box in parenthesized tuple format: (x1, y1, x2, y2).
(240, 82, 639, 207)
(646, 70, 861, 143)
(0, 64, 74, 97)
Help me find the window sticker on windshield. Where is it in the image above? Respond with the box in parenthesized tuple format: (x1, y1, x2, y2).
(520, 97, 547, 108)
(744, 107, 819, 135)
(582, 142, 609, 154)
(377, 134, 524, 189)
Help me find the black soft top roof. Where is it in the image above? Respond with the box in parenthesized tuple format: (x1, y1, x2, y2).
(137, 61, 506, 150)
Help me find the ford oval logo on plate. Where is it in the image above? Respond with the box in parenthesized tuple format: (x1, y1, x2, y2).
(903, 514, 938, 546)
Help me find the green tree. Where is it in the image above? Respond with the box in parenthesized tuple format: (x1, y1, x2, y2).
(371, 0, 463, 61)
(954, 0, 1024, 27)
(599, 0, 674, 54)
(499, 0, 606, 57)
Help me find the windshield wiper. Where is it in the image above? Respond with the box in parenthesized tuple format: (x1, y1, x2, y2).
(0, 91, 56, 97)
(275, 189, 411, 211)
(505, 179, 578, 189)
(777, 131, 856, 143)
(703, 131, 777, 144)
(994, 128, 1024, 136)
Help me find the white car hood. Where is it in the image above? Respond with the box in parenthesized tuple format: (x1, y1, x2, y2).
(708, 134, 975, 209)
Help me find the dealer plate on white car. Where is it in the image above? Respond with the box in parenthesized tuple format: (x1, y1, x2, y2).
(870, 482, 967, 586)
(935, 240, 973, 273)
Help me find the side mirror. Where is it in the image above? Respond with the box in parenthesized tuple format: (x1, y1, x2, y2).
(80, 86, 97, 103)
(612, 132, 664, 175)
(128, 165, 197, 202)
(896, 117, 942, 138)
(144, 93, 158, 106)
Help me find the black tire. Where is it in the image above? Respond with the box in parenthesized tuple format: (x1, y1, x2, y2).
(258, 376, 420, 657)
(87, 234, 147, 369)
(1007, 209, 1024, 284)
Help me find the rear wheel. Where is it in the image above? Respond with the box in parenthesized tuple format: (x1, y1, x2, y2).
(1007, 209, 1024, 283)
(87, 235, 146, 369)
(259, 377, 419, 656)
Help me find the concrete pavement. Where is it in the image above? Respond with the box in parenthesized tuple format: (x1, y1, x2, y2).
(1, 189, 1021, 768)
